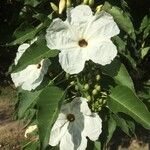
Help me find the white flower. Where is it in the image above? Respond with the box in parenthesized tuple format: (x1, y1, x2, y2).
(49, 97, 102, 150)
(24, 125, 37, 138)
(46, 5, 120, 74)
(11, 40, 51, 91)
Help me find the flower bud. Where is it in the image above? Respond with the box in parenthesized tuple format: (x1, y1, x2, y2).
(98, 98, 103, 103)
(83, 0, 89, 4)
(92, 89, 97, 95)
(65, 73, 70, 79)
(96, 5, 103, 13)
(66, 0, 71, 7)
(98, 107, 102, 111)
(50, 2, 59, 13)
(86, 95, 91, 101)
(96, 74, 101, 81)
(89, 0, 94, 6)
(59, 0, 66, 14)
(84, 83, 89, 91)
(96, 85, 101, 91)
(75, 85, 79, 91)
(70, 81, 75, 85)
(103, 99, 107, 104)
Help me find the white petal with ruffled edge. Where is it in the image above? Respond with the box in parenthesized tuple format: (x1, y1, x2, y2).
(83, 114, 102, 141)
(46, 18, 77, 50)
(84, 11, 120, 40)
(49, 114, 69, 146)
(88, 39, 117, 65)
(59, 48, 87, 74)
(11, 59, 51, 91)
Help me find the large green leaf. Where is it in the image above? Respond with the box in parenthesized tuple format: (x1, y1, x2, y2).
(37, 85, 64, 150)
(12, 37, 59, 73)
(94, 141, 101, 150)
(108, 85, 150, 129)
(9, 23, 42, 46)
(103, 2, 136, 40)
(101, 59, 134, 91)
(106, 115, 116, 143)
(17, 89, 42, 119)
(24, 0, 43, 7)
(9, 14, 52, 46)
(111, 113, 130, 136)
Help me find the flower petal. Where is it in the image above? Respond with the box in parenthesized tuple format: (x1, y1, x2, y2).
(46, 18, 77, 50)
(89, 39, 117, 65)
(59, 48, 87, 74)
(70, 97, 91, 116)
(67, 5, 93, 25)
(49, 113, 69, 146)
(59, 123, 87, 150)
(15, 43, 30, 65)
(83, 113, 102, 141)
(11, 59, 50, 91)
(85, 11, 120, 40)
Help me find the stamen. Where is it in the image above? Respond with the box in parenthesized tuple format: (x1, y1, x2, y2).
(37, 64, 41, 69)
(67, 113, 75, 122)
(78, 39, 88, 47)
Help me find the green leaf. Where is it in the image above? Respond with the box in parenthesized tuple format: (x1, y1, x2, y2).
(103, 2, 136, 40)
(9, 23, 41, 45)
(141, 47, 150, 59)
(143, 24, 150, 39)
(9, 15, 52, 46)
(108, 85, 150, 129)
(12, 37, 59, 73)
(17, 89, 42, 119)
(101, 59, 134, 91)
(37, 85, 64, 150)
(24, 0, 43, 7)
(112, 36, 136, 69)
(23, 141, 39, 150)
(140, 15, 150, 31)
(94, 141, 101, 150)
(111, 113, 130, 136)
(106, 116, 116, 143)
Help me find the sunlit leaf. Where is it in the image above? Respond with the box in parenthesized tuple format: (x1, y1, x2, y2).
(108, 85, 150, 129)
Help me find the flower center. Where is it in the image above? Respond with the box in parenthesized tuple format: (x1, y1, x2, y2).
(78, 39, 88, 47)
(67, 113, 75, 122)
(37, 64, 41, 69)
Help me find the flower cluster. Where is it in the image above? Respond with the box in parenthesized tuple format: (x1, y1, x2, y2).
(11, 4, 119, 150)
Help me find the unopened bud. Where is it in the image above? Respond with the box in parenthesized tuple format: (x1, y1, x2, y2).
(86, 95, 91, 101)
(83, 0, 89, 4)
(66, 0, 71, 7)
(96, 74, 101, 81)
(75, 85, 79, 91)
(96, 85, 101, 91)
(103, 99, 107, 104)
(98, 107, 102, 111)
(92, 89, 97, 95)
(84, 84, 89, 91)
(96, 5, 103, 13)
(50, 2, 59, 13)
(89, 0, 94, 6)
(98, 99, 103, 103)
(59, 0, 66, 14)
(70, 81, 75, 85)
(65, 73, 70, 79)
